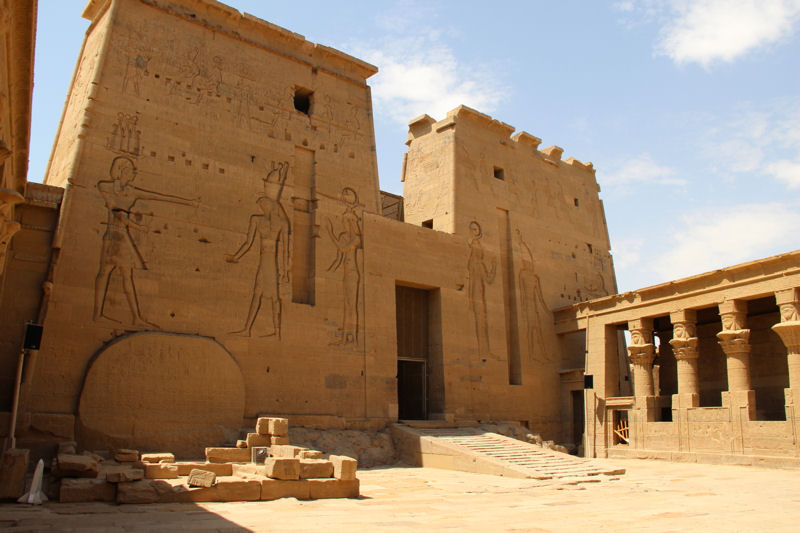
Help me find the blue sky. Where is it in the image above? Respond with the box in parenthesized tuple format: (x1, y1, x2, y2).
(30, 1, 800, 292)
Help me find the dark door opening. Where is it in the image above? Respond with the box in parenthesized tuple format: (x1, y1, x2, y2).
(398, 360, 426, 419)
(571, 389, 585, 453)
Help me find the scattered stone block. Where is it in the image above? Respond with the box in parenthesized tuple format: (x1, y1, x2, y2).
(115, 449, 139, 462)
(141, 453, 175, 463)
(188, 469, 216, 488)
(307, 478, 360, 499)
(106, 468, 144, 483)
(54, 453, 99, 478)
(261, 478, 310, 500)
(265, 457, 299, 480)
(174, 462, 233, 476)
(246, 432, 269, 448)
(58, 441, 77, 455)
(299, 459, 333, 479)
(271, 436, 290, 445)
(268, 418, 289, 436)
(82, 451, 105, 462)
(236, 440, 247, 449)
(329, 455, 358, 480)
(299, 450, 323, 459)
(255, 417, 271, 435)
(59, 478, 116, 503)
(144, 463, 179, 479)
(169, 478, 261, 502)
(205, 447, 251, 463)
(0, 448, 29, 500)
(231, 464, 267, 478)
(270, 445, 305, 458)
(117, 479, 174, 504)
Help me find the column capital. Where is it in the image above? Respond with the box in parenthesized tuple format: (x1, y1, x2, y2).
(670, 309, 699, 361)
(775, 288, 800, 323)
(669, 308, 697, 324)
(718, 299, 750, 355)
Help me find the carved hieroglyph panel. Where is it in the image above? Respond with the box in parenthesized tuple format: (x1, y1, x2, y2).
(78, 332, 245, 458)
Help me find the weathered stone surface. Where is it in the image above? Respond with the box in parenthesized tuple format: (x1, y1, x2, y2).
(246, 433, 269, 448)
(269, 418, 289, 436)
(329, 455, 358, 480)
(78, 334, 245, 459)
(270, 445, 305, 458)
(271, 436, 290, 446)
(255, 417, 270, 436)
(188, 469, 217, 488)
(231, 464, 267, 478)
(299, 450, 323, 459)
(174, 462, 233, 477)
(0, 449, 29, 500)
(299, 459, 333, 479)
(116, 479, 175, 504)
(106, 468, 144, 483)
(54, 454, 99, 478)
(307, 478, 360, 499)
(205, 447, 251, 463)
(261, 478, 310, 500)
(115, 449, 139, 462)
(30, 413, 74, 440)
(144, 463, 179, 479)
(168, 478, 261, 502)
(265, 458, 300, 480)
(59, 478, 116, 503)
(141, 453, 175, 464)
(58, 441, 77, 455)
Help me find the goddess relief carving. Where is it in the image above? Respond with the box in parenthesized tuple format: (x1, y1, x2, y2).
(516, 229, 551, 362)
(326, 187, 363, 346)
(467, 221, 496, 356)
(94, 156, 197, 327)
(226, 162, 291, 338)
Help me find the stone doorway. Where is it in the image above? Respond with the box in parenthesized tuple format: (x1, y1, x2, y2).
(395, 285, 436, 420)
(398, 359, 426, 419)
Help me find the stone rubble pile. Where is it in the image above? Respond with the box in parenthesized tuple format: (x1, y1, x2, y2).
(51, 417, 359, 503)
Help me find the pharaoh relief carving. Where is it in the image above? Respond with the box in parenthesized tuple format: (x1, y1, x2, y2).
(226, 162, 291, 338)
(467, 221, 496, 356)
(326, 187, 363, 346)
(516, 229, 552, 363)
(118, 24, 152, 98)
(94, 156, 197, 327)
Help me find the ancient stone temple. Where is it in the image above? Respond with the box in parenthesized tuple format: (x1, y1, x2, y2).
(1, 0, 797, 473)
(0, 0, 613, 459)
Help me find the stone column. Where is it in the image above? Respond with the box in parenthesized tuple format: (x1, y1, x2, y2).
(669, 309, 699, 409)
(628, 318, 656, 399)
(772, 288, 800, 423)
(717, 300, 755, 423)
(627, 318, 657, 439)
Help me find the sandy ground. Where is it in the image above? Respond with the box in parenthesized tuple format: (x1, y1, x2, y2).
(0, 458, 798, 532)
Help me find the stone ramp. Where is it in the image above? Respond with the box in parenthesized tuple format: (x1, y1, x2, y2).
(392, 424, 624, 480)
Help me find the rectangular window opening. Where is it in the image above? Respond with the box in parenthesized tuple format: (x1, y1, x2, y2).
(294, 87, 313, 115)
(493, 167, 505, 180)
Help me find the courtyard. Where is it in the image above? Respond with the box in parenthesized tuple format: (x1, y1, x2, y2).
(0, 458, 797, 532)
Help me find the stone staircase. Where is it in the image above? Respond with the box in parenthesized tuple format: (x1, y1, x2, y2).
(392, 424, 624, 481)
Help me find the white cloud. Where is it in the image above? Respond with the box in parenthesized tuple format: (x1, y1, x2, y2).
(346, 8, 506, 124)
(616, 1, 800, 67)
(600, 153, 686, 188)
(767, 160, 800, 188)
(651, 202, 800, 281)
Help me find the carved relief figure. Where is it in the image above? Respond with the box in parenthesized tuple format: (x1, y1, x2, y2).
(326, 187, 363, 346)
(516, 229, 551, 362)
(467, 221, 496, 356)
(226, 162, 290, 338)
(94, 156, 196, 326)
(107, 112, 141, 157)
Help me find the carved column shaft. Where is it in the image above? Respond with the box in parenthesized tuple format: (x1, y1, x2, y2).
(772, 288, 800, 390)
(669, 309, 699, 397)
(717, 300, 751, 392)
(628, 318, 655, 398)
